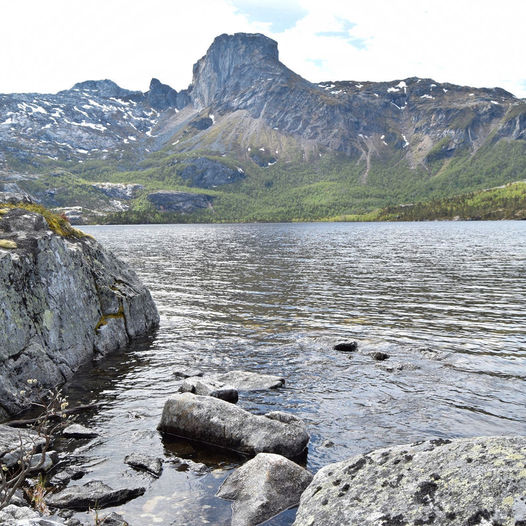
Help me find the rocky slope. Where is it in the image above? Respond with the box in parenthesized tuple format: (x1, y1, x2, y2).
(0, 32, 525, 221)
(0, 205, 159, 420)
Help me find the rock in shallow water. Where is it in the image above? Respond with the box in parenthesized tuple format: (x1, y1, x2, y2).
(158, 393, 309, 458)
(293, 435, 526, 526)
(172, 367, 204, 379)
(333, 342, 358, 352)
(214, 370, 285, 390)
(46, 480, 145, 510)
(179, 377, 239, 403)
(62, 424, 99, 439)
(217, 452, 312, 526)
(124, 452, 163, 477)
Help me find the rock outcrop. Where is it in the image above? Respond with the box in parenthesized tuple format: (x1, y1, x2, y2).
(294, 435, 526, 526)
(180, 157, 245, 188)
(158, 393, 309, 458)
(0, 206, 159, 420)
(146, 191, 213, 213)
(217, 452, 312, 526)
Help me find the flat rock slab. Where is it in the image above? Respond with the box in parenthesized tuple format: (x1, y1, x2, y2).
(46, 480, 145, 510)
(294, 435, 526, 526)
(214, 370, 285, 390)
(217, 453, 312, 526)
(158, 393, 309, 458)
(125, 453, 163, 477)
(63, 424, 99, 439)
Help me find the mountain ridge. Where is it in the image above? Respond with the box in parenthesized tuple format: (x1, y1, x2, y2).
(0, 32, 525, 222)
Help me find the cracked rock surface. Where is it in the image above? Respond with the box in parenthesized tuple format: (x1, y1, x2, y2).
(0, 207, 159, 420)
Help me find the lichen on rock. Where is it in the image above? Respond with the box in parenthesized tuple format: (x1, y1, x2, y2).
(0, 206, 159, 419)
(293, 435, 526, 526)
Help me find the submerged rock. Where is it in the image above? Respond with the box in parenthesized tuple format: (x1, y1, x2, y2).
(333, 342, 358, 352)
(173, 367, 204, 379)
(0, 207, 159, 419)
(179, 377, 239, 403)
(168, 456, 208, 474)
(214, 370, 285, 391)
(46, 480, 145, 510)
(124, 453, 163, 477)
(62, 424, 99, 439)
(294, 435, 526, 526)
(217, 452, 312, 526)
(371, 351, 389, 361)
(158, 393, 309, 458)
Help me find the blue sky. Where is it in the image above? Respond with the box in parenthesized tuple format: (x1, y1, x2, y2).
(0, 0, 525, 98)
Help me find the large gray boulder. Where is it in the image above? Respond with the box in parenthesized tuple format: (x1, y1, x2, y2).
(158, 393, 309, 458)
(0, 207, 159, 419)
(294, 435, 526, 526)
(217, 453, 312, 526)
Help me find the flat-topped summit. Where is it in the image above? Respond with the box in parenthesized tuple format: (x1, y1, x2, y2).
(191, 33, 281, 108)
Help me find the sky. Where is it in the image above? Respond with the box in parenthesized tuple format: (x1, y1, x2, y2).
(1, 0, 525, 97)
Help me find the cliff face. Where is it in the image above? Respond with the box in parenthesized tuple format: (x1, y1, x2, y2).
(0, 207, 159, 420)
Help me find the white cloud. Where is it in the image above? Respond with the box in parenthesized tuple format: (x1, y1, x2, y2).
(0, 0, 525, 97)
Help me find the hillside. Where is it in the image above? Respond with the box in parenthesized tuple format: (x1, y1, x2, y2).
(0, 32, 525, 223)
(330, 181, 526, 222)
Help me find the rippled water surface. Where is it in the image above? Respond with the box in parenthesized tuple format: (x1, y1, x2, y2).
(63, 221, 526, 525)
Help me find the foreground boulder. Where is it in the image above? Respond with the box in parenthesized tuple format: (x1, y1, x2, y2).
(158, 393, 309, 458)
(46, 480, 145, 510)
(294, 435, 526, 526)
(217, 453, 312, 526)
(0, 207, 159, 419)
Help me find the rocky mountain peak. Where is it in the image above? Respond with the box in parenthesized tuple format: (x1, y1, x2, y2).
(191, 32, 280, 108)
(69, 79, 135, 98)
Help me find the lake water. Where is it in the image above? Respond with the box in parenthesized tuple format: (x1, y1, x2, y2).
(62, 221, 526, 525)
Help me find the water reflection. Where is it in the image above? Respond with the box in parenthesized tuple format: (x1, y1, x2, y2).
(58, 221, 526, 525)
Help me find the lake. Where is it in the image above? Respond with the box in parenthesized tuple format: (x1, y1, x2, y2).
(63, 221, 526, 525)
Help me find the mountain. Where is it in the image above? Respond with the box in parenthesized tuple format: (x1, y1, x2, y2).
(0, 32, 525, 222)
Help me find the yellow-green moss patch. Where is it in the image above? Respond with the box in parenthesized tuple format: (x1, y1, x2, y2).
(2, 203, 90, 239)
(0, 239, 17, 249)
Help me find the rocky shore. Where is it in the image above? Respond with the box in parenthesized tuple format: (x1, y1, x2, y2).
(1, 207, 525, 526)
